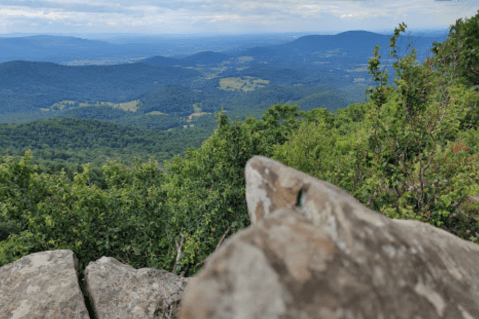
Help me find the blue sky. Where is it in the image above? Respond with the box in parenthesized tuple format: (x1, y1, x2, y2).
(0, 0, 478, 36)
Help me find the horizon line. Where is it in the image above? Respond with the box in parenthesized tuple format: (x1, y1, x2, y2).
(0, 27, 452, 38)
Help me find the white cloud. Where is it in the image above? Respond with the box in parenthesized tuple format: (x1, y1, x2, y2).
(0, 8, 70, 20)
(0, 0, 477, 35)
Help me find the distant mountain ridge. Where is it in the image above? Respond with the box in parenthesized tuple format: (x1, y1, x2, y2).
(2, 35, 113, 48)
(138, 30, 444, 73)
(0, 36, 122, 63)
(138, 56, 185, 67)
(0, 30, 449, 66)
(0, 60, 203, 115)
(252, 31, 444, 60)
(140, 51, 232, 67)
(179, 51, 232, 65)
(0, 29, 454, 121)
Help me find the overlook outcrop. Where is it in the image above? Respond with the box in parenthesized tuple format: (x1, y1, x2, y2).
(180, 156, 479, 318)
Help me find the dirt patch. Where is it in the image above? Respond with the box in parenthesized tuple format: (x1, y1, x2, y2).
(187, 112, 211, 122)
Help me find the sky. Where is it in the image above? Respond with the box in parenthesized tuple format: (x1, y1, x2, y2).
(0, 0, 478, 37)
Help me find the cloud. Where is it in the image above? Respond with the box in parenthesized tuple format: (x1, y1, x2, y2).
(0, 0, 477, 34)
(0, 8, 70, 19)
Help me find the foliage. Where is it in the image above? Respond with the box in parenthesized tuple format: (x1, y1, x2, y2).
(0, 151, 173, 287)
(0, 116, 222, 189)
(430, 9, 479, 91)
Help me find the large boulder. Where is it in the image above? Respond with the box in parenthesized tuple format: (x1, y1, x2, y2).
(0, 250, 190, 319)
(179, 155, 479, 318)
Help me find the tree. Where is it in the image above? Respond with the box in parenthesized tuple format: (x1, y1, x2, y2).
(430, 10, 479, 92)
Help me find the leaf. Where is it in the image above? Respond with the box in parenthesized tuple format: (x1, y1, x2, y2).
(441, 195, 452, 208)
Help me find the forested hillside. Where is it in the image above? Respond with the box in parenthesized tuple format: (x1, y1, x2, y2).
(1, 14, 479, 298)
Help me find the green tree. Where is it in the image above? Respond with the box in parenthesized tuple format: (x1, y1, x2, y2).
(430, 10, 479, 91)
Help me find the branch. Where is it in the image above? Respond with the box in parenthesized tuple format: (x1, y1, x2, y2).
(168, 214, 242, 277)
(195, 214, 240, 269)
(171, 232, 186, 274)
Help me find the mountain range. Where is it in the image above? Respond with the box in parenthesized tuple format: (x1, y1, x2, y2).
(0, 30, 456, 130)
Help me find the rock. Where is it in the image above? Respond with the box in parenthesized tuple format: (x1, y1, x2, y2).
(0, 249, 190, 319)
(1, 250, 90, 319)
(85, 256, 189, 319)
(179, 155, 479, 319)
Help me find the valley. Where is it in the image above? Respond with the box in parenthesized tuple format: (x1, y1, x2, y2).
(0, 29, 468, 190)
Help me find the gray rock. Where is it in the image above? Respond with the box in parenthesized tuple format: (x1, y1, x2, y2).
(84, 256, 189, 319)
(179, 155, 479, 319)
(0, 250, 90, 319)
(0, 250, 190, 319)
